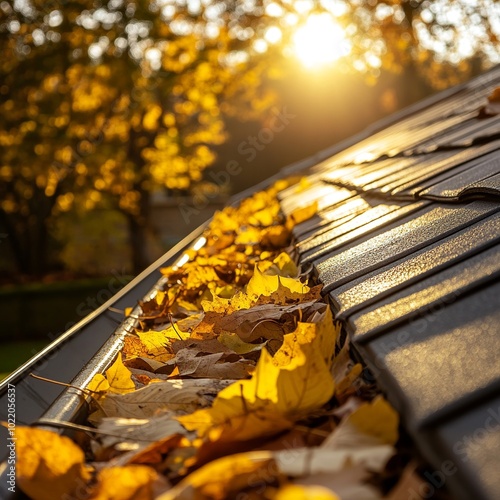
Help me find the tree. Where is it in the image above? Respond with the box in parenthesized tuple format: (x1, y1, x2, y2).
(0, 0, 280, 274)
(1, 0, 498, 275)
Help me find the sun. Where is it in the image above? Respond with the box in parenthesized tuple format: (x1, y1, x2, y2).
(292, 13, 351, 68)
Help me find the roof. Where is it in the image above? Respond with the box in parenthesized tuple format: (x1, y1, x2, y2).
(1, 65, 500, 499)
(277, 65, 500, 500)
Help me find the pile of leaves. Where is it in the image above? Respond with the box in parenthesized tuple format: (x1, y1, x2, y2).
(10, 179, 423, 499)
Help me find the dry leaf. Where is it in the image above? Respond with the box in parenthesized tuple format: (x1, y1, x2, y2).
(104, 352, 137, 394)
(94, 412, 186, 457)
(174, 349, 253, 379)
(274, 445, 394, 477)
(89, 465, 161, 500)
(156, 452, 282, 500)
(293, 465, 382, 500)
(178, 309, 338, 442)
(323, 396, 399, 447)
(273, 484, 340, 500)
(246, 265, 310, 300)
(287, 201, 318, 227)
(95, 378, 234, 421)
(12, 426, 91, 500)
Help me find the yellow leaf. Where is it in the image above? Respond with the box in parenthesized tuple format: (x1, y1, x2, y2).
(261, 224, 291, 247)
(274, 484, 340, 500)
(86, 373, 110, 395)
(105, 352, 136, 394)
(287, 201, 318, 227)
(246, 265, 309, 300)
(218, 332, 264, 354)
(12, 426, 91, 500)
(201, 291, 254, 314)
(178, 309, 338, 442)
(157, 452, 279, 500)
(89, 465, 159, 500)
(137, 331, 170, 352)
(295, 177, 313, 193)
(342, 395, 399, 446)
(272, 252, 299, 278)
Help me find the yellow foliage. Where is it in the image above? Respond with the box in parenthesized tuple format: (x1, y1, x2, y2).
(88, 353, 135, 397)
(246, 265, 309, 300)
(11, 426, 91, 500)
(343, 395, 399, 446)
(274, 485, 340, 500)
(177, 308, 338, 442)
(89, 465, 159, 500)
(157, 452, 279, 500)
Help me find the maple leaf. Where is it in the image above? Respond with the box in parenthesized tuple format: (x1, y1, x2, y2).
(246, 264, 310, 300)
(10, 426, 91, 500)
(178, 308, 339, 442)
(87, 353, 136, 397)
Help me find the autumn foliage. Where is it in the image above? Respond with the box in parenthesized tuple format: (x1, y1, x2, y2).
(11, 179, 408, 499)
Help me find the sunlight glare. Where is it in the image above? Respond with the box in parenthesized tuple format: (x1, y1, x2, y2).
(293, 13, 351, 68)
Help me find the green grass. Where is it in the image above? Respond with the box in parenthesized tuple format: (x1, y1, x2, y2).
(0, 340, 50, 380)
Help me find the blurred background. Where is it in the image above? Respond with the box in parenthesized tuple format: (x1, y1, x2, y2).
(1, 0, 499, 376)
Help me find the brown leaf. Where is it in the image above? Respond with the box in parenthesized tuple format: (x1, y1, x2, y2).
(94, 378, 235, 421)
(174, 349, 254, 379)
(94, 412, 187, 459)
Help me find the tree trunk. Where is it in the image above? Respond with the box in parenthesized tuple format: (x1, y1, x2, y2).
(126, 186, 151, 275)
(0, 210, 31, 275)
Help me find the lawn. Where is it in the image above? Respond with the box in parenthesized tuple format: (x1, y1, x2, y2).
(0, 340, 50, 381)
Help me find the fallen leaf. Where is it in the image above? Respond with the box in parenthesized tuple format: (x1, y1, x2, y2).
(196, 300, 321, 343)
(156, 452, 282, 500)
(330, 338, 363, 402)
(12, 426, 91, 500)
(174, 349, 253, 379)
(178, 309, 338, 442)
(123, 434, 185, 469)
(124, 357, 170, 374)
(323, 396, 399, 448)
(246, 265, 310, 300)
(385, 461, 427, 500)
(93, 412, 187, 457)
(272, 252, 300, 278)
(293, 465, 382, 500)
(273, 484, 340, 500)
(94, 378, 235, 421)
(87, 353, 135, 397)
(478, 86, 500, 117)
(104, 352, 136, 394)
(89, 465, 162, 500)
(217, 332, 266, 356)
(274, 444, 394, 477)
(287, 201, 318, 227)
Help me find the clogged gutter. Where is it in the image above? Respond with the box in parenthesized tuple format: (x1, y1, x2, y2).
(11, 178, 439, 499)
